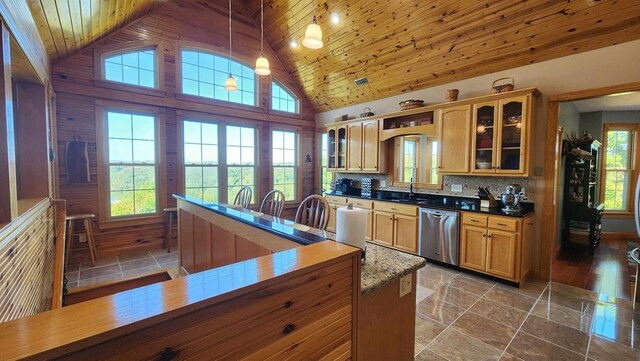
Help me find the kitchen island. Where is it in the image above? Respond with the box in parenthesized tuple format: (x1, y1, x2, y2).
(175, 194, 426, 360)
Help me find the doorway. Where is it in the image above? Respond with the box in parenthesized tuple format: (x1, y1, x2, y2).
(541, 82, 640, 301)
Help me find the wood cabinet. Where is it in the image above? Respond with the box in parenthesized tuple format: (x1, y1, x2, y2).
(325, 119, 386, 173)
(373, 211, 394, 246)
(471, 94, 534, 176)
(373, 201, 418, 253)
(394, 213, 419, 252)
(438, 105, 472, 174)
(325, 195, 348, 232)
(460, 212, 533, 282)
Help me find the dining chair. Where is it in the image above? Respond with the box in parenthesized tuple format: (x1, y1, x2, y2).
(233, 186, 253, 209)
(260, 190, 286, 217)
(295, 195, 330, 231)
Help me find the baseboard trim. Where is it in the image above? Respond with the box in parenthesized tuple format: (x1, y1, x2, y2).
(602, 232, 639, 241)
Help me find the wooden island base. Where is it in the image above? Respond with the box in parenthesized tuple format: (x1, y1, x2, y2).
(358, 273, 417, 361)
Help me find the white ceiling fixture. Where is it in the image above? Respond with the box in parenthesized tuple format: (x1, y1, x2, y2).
(290, 39, 298, 48)
(331, 13, 340, 24)
(224, 0, 237, 91)
(302, 5, 323, 49)
(254, 0, 271, 75)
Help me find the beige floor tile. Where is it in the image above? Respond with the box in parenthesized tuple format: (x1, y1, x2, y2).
(420, 266, 460, 284)
(469, 298, 528, 329)
(149, 247, 176, 256)
(153, 253, 178, 264)
(596, 294, 635, 309)
(415, 349, 449, 361)
(506, 332, 585, 361)
(418, 277, 445, 291)
(414, 342, 425, 357)
(79, 256, 118, 270)
(120, 257, 158, 271)
(122, 265, 161, 278)
(432, 283, 482, 309)
(117, 250, 152, 262)
(591, 315, 640, 350)
(593, 301, 640, 329)
(588, 335, 640, 361)
(500, 353, 524, 361)
(159, 261, 179, 270)
(452, 311, 517, 351)
(415, 315, 447, 346)
(531, 300, 592, 332)
(417, 296, 466, 326)
(78, 272, 124, 287)
(427, 328, 503, 361)
(549, 282, 599, 301)
(78, 264, 121, 280)
(495, 281, 548, 299)
(540, 289, 596, 315)
(520, 315, 590, 355)
(484, 287, 537, 312)
(446, 275, 495, 296)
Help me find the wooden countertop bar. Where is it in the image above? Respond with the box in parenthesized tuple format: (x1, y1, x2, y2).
(0, 241, 360, 360)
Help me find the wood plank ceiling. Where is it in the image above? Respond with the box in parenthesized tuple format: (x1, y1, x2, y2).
(26, 0, 640, 111)
(27, 0, 165, 61)
(242, 0, 640, 111)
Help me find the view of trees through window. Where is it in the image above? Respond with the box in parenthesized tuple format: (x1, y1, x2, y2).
(272, 130, 297, 201)
(181, 50, 255, 106)
(107, 111, 157, 217)
(321, 133, 332, 192)
(104, 49, 155, 88)
(603, 128, 634, 210)
(184, 121, 219, 203)
(403, 139, 417, 182)
(227, 126, 256, 204)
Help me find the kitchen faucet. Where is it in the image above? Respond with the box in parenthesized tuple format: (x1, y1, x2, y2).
(408, 177, 415, 199)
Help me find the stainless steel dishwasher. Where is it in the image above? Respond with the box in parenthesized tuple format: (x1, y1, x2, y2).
(419, 207, 460, 266)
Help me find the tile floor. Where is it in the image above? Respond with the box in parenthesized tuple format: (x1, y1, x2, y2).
(65, 248, 178, 288)
(415, 262, 640, 361)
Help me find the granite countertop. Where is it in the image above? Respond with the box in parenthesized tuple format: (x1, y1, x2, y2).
(174, 194, 427, 295)
(325, 191, 535, 218)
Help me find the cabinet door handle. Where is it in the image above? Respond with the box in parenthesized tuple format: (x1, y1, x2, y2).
(497, 223, 507, 226)
(487, 234, 492, 238)
(496, 167, 501, 169)
(391, 208, 398, 211)
(482, 234, 486, 238)
(471, 219, 479, 223)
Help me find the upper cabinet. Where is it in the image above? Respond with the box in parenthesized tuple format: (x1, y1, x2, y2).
(471, 95, 532, 175)
(327, 125, 347, 170)
(328, 119, 386, 173)
(438, 105, 472, 174)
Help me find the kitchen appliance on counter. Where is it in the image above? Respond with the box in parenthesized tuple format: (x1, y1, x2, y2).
(360, 178, 377, 198)
(333, 178, 356, 195)
(501, 184, 523, 213)
(478, 187, 499, 208)
(419, 207, 460, 266)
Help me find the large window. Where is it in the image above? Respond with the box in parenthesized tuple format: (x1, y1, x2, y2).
(271, 82, 298, 113)
(227, 126, 256, 203)
(272, 130, 297, 201)
(104, 49, 155, 88)
(106, 111, 158, 217)
(402, 138, 418, 182)
(183, 121, 219, 203)
(602, 125, 638, 212)
(320, 133, 332, 192)
(181, 50, 255, 106)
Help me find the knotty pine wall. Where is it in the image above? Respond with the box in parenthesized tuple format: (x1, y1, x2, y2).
(52, 0, 317, 261)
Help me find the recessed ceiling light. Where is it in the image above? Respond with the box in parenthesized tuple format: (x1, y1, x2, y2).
(331, 13, 340, 24)
(290, 39, 298, 48)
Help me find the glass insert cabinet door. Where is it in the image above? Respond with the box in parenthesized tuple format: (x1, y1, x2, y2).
(328, 128, 336, 168)
(497, 97, 527, 173)
(472, 102, 498, 173)
(326, 125, 347, 170)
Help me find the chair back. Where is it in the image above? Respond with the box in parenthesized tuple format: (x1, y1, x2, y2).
(233, 186, 252, 208)
(260, 190, 286, 218)
(295, 195, 330, 230)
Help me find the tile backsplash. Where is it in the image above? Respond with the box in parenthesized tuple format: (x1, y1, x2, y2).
(334, 173, 536, 201)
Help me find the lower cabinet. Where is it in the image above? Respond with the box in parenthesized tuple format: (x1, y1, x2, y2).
(373, 211, 394, 246)
(460, 212, 533, 282)
(326, 195, 348, 233)
(372, 202, 418, 253)
(394, 214, 419, 253)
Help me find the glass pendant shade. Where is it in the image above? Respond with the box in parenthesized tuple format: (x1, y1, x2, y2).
(225, 75, 238, 91)
(303, 16, 323, 49)
(255, 55, 271, 75)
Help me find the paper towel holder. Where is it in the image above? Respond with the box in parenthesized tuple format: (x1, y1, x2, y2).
(342, 203, 365, 263)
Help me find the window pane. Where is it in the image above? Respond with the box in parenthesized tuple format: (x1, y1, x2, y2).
(202, 144, 218, 164)
(134, 166, 156, 190)
(182, 120, 220, 204)
(227, 126, 241, 146)
(104, 49, 155, 88)
(139, 51, 154, 71)
(241, 127, 254, 147)
(123, 65, 139, 84)
(604, 170, 629, 210)
(186, 187, 202, 200)
(185, 166, 203, 188)
(203, 166, 218, 187)
(183, 121, 201, 143)
(271, 82, 298, 113)
(228, 167, 242, 186)
(109, 139, 133, 163)
(184, 143, 202, 164)
(201, 123, 218, 144)
(111, 191, 134, 217)
(182, 51, 198, 65)
(134, 190, 156, 214)
(133, 140, 155, 163)
(227, 146, 241, 164)
(241, 167, 254, 185)
(273, 149, 284, 165)
(123, 52, 138, 67)
(241, 147, 254, 164)
(132, 115, 155, 140)
(202, 187, 218, 203)
(199, 53, 214, 69)
(183, 79, 198, 95)
(108, 112, 132, 138)
(105, 62, 123, 82)
(139, 70, 154, 87)
(110, 166, 133, 191)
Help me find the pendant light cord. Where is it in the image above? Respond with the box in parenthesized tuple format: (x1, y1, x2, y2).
(260, 0, 264, 55)
(228, 0, 232, 76)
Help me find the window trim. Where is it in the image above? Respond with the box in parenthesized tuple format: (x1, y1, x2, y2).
(96, 100, 166, 228)
(318, 131, 333, 194)
(176, 44, 258, 108)
(600, 123, 640, 216)
(93, 41, 164, 94)
(271, 129, 299, 203)
(176, 111, 261, 206)
(271, 80, 299, 114)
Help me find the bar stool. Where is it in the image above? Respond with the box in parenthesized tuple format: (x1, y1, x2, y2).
(163, 207, 178, 253)
(65, 214, 98, 270)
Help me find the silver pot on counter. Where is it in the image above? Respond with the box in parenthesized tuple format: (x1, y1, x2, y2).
(501, 184, 523, 213)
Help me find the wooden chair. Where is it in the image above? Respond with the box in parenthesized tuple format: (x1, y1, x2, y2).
(233, 186, 253, 208)
(295, 195, 330, 231)
(260, 190, 286, 218)
(65, 213, 98, 270)
(163, 207, 177, 253)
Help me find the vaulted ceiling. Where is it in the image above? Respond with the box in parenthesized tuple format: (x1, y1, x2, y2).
(27, 0, 640, 112)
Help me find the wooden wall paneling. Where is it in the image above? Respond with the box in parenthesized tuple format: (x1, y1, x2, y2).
(211, 223, 236, 268)
(192, 216, 212, 272)
(0, 23, 16, 223)
(0, 199, 56, 322)
(178, 209, 195, 272)
(51, 199, 66, 309)
(236, 235, 272, 263)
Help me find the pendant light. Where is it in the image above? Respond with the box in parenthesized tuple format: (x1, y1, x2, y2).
(254, 0, 271, 75)
(302, 8, 323, 49)
(225, 0, 238, 91)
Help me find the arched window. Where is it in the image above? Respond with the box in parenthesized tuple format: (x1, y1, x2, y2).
(103, 48, 156, 88)
(271, 81, 298, 113)
(181, 49, 256, 106)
